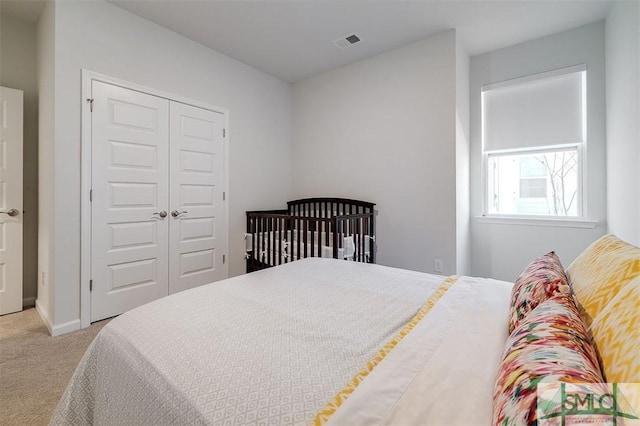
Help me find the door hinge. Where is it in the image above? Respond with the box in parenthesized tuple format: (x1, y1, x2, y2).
(223, 128, 226, 138)
(89, 189, 93, 202)
(223, 254, 226, 264)
(86, 98, 94, 112)
(89, 279, 93, 291)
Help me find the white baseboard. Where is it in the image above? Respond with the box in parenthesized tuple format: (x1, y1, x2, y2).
(23, 297, 36, 308)
(35, 299, 53, 335)
(51, 318, 81, 337)
(35, 299, 81, 337)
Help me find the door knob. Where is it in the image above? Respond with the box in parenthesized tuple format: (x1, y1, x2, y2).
(171, 210, 187, 218)
(0, 208, 19, 217)
(153, 210, 167, 218)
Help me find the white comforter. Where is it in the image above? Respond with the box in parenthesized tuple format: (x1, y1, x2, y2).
(51, 258, 512, 425)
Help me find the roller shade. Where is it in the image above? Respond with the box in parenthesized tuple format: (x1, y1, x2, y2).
(482, 65, 585, 152)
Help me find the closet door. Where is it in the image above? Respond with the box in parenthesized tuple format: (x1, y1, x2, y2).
(169, 102, 225, 294)
(91, 81, 170, 321)
(0, 87, 23, 315)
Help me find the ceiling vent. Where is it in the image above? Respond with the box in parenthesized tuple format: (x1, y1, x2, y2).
(333, 34, 361, 49)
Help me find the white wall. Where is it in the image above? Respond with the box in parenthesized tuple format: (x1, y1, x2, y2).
(470, 22, 606, 281)
(39, 0, 292, 333)
(455, 38, 471, 275)
(292, 31, 458, 274)
(36, 0, 55, 328)
(0, 11, 39, 306)
(606, 1, 640, 246)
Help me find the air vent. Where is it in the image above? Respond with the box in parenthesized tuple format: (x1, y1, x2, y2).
(333, 34, 361, 49)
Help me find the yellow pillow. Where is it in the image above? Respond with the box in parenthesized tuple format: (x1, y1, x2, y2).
(566, 234, 640, 323)
(589, 276, 640, 383)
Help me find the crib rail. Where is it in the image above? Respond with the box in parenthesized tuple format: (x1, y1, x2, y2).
(246, 200, 375, 272)
(287, 197, 375, 218)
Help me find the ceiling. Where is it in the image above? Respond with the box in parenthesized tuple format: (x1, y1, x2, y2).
(2, 0, 615, 83)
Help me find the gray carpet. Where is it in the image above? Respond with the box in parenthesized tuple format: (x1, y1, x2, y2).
(0, 308, 110, 425)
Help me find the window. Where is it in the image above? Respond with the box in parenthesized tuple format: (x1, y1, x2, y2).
(488, 149, 579, 216)
(482, 65, 586, 217)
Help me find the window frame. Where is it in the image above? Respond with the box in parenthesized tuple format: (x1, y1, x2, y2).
(481, 65, 588, 221)
(483, 144, 584, 218)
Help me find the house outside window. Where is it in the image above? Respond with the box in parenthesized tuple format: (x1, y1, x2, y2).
(482, 65, 586, 218)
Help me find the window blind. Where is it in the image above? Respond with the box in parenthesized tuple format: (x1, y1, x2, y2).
(482, 65, 585, 152)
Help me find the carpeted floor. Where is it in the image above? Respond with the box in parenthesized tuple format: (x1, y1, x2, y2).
(0, 308, 111, 425)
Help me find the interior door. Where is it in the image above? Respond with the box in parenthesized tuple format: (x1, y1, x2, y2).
(169, 101, 226, 294)
(91, 81, 169, 321)
(0, 87, 23, 316)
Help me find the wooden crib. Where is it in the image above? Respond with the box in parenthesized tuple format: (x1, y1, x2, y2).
(245, 198, 376, 273)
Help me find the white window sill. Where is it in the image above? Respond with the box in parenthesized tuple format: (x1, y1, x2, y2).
(475, 215, 599, 229)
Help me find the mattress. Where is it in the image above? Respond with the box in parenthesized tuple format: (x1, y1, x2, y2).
(51, 258, 512, 425)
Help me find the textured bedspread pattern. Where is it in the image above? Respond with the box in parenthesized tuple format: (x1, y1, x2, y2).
(51, 259, 449, 425)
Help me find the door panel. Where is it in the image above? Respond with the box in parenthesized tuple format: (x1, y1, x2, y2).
(91, 81, 169, 321)
(0, 87, 23, 315)
(169, 102, 225, 294)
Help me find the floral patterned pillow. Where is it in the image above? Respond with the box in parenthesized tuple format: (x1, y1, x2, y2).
(493, 294, 604, 426)
(508, 251, 570, 333)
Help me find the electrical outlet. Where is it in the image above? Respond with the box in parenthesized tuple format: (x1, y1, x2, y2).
(41, 271, 46, 287)
(434, 259, 443, 273)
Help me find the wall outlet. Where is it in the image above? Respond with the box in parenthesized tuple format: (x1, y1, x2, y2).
(434, 259, 443, 273)
(41, 271, 46, 287)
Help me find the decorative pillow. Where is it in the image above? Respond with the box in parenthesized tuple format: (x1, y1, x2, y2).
(566, 234, 640, 324)
(590, 275, 640, 383)
(508, 251, 570, 333)
(493, 294, 604, 426)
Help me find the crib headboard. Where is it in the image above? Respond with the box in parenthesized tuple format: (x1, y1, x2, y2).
(286, 197, 375, 218)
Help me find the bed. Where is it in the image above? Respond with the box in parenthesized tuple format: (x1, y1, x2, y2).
(245, 198, 375, 273)
(51, 234, 640, 425)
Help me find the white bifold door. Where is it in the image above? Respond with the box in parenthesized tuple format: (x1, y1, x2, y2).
(91, 81, 226, 322)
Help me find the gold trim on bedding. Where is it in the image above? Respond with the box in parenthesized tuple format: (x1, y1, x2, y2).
(311, 275, 460, 425)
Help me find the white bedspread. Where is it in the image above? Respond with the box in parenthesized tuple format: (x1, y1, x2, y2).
(326, 275, 513, 426)
(51, 258, 512, 426)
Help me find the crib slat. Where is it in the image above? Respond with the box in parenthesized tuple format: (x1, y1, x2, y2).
(267, 216, 271, 266)
(303, 220, 308, 258)
(276, 217, 280, 266)
(330, 202, 335, 241)
(271, 217, 275, 266)
(317, 218, 322, 258)
(273, 216, 277, 265)
(296, 216, 301, 260)
(320, 201, 324, 245)
(360, 217, 365, 262)
(310, 218, 315, 257)
(360, 217, 364, 262)
(363, 216, 368, 262)
(257, 216, 263, 266)
(335, 217, 339, 260)
(268, 216, 272, 266)
(324, 202, 329, 246)
(283, 218, 288, 264)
